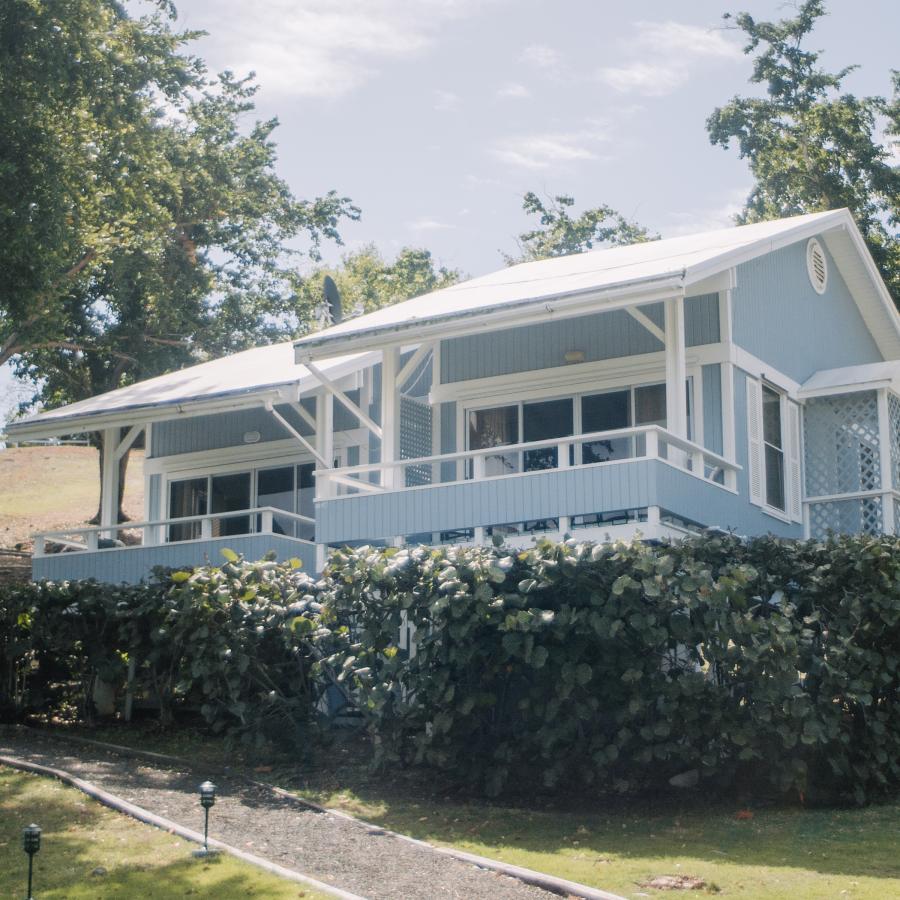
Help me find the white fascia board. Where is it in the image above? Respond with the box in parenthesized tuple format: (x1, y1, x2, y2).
(5, 386, 293, 442)
(293, 276, 686, 363)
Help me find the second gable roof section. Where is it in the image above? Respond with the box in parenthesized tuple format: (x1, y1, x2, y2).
(6, 344, 378, 441)
(293, 209, 900, 363)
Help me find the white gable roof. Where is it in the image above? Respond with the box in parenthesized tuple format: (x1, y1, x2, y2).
(6, 342, 374, 439)
(294, 209, 900, 361)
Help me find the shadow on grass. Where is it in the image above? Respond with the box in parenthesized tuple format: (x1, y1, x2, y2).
(0, 768, 305, 899)
(26, 723, 900, 886)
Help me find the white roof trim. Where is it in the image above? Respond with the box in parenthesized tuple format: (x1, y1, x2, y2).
(6, 348, 377, 441)
(799, 361, 900, 398)
(294, 209, 896, 362)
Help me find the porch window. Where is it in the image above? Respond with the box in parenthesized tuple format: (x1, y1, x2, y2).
(762, 385, 786, 511)
(257, 466, 295, 536)
(211, 472, 251, 536)
(168, 477, 208, 542)
(581, 390, 630, 462)
(522, 398, 573, 470)
(468, 405, 520, 476)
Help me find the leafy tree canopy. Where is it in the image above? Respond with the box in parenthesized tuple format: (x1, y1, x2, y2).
(506, 192, 657, 264)
(296, 244, 462, 329)
(707, 0, 900, 304)
(0, 0, 358, 388)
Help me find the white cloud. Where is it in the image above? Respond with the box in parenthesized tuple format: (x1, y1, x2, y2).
(408, 217, 456, 231)
(490, 125, 609, 169)
(189, 0, 498, 99)
(629, 21, 741, 60)
(496, 82, 531, 100)
(520, 44, 560, 70)
(596, 62, 688, 97)
(595, 19, 741, 97)
(663, 190, 748, 236)
(433, 89, 461, 111)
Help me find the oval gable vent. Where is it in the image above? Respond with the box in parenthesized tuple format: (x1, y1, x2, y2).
(806, 238, 828, 294)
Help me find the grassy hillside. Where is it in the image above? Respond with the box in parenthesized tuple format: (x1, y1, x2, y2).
(0, 446, 144, 550)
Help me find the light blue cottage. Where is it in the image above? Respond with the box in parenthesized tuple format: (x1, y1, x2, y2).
(9, 209, 900, 584)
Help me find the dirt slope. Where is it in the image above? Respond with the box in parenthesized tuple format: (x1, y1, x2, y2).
(0, 446, 144, 550)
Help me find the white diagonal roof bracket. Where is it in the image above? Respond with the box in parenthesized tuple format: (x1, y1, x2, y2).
(396, 343, 433, 390)
(305, 361, 383, 440)
(626, 306, 665, 343)
(287, 399, 317, 432)
(265, 401, 328, 467)
(114, 424, 144, 461)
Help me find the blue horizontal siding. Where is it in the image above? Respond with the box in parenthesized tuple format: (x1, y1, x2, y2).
(440, 296, 718, 385)
(316, 457, 798, 545)
(33, 534, 317, 585)
(151, 392, 361, 458)
(732, 237, 882, 382)
(702, 364, 723, 455)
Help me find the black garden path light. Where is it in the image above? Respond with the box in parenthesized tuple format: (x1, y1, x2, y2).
(193, 781, 219, 858)
(22, 823, 41, 900)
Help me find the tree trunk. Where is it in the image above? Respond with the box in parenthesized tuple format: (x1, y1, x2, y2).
(89, 430, 131, 525)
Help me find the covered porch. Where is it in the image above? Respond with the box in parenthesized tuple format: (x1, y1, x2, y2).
(10, 344, 375, 583)
(297, 263, 749, 550)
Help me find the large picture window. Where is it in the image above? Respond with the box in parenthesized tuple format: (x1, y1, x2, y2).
(166, 460, 321, 542)
(465, 380, 690, 475)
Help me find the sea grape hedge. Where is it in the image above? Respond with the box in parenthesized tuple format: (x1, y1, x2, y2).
(0, 552, 344, 747)
(323, 533, 900, 804)
(2, 533, 899, 803)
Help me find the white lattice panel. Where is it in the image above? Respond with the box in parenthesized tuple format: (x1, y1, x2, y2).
(804, 392, 880, 497)
(809, 496, 883, 539)
(401, 396, 433, 487)
(889, 392, 900, 490)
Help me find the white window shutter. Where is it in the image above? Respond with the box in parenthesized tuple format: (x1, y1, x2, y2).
(746, 377, 763, 506)
(787, 400, 803, 521)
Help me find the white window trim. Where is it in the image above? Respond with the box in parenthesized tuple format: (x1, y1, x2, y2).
(748, 377, 803, 523)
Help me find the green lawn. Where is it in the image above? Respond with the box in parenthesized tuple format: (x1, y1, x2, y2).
(55, 723, 900, 899)
(0, 766, 324, 899)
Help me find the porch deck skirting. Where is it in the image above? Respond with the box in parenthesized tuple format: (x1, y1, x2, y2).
(32, 534, 318, 585)
(316, 458, 772, 546)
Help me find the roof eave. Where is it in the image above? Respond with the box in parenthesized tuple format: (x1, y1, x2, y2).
(293, 272, 687, 363)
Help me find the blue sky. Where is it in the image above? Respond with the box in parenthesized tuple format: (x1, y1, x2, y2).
(2, 0, 899, 422)
(174, 0, 900, 274)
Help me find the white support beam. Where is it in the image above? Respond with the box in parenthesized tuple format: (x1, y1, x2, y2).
(100, 426, 119, 537)
(877, 388, 895, 534)
(626, 306, 665, 343)
(306, 361, 383, 440)
(315, 391, 334, 500)
(326, 473, 385, 494)
(287, 399, 317, 432)
(265, 401, 328, 467)
(395, 343, 433, 390)
(114, 424, 144, 462)
(665, 297, 688, 440)
(382, 347, 401, 490)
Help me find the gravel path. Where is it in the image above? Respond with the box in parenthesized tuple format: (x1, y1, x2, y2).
(0, 731, 557, 900)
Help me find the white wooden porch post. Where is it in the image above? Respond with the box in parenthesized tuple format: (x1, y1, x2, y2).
(315, 389, 334, 498)
(100, 427, 119, 541)
(877, 388, 895, 534)
(664, 297, 688, 461)
(381, 348, 401, 490)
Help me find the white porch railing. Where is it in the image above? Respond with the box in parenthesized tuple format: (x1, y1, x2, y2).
(316, 425, 740, 498)
(32, 507, 316, 557)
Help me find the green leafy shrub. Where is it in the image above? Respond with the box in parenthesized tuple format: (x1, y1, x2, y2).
(322, 533, 900, 804)
(0, 553, 345, 747)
